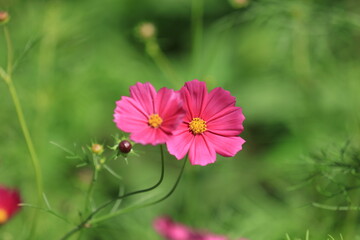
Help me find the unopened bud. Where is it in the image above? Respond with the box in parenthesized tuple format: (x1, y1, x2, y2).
(229, 0, 249, 8)
(118, 140, 132, 154)
(95, 164, 101, 171)
(136, 22, 156, 40)
(0, 11, 10, 24)
(91, 143, 104, 155)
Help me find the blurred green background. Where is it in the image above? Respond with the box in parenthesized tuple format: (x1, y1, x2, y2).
(1, 0, 360, 239)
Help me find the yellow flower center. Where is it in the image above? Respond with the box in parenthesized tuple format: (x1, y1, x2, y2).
(148, 114, 163, 128)
(189, 117, 207, 134)
(0, 208, 8, 224)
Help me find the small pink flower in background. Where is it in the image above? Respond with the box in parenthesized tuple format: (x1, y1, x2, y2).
(154, 216, 191, 240)
(153, 216, 248, 240)
(0, 185, 21, 224)
(114, 82, 185, 145)
(166, 80, 245, 166)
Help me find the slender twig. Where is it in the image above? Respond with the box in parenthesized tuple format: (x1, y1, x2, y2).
(145, 39, 180, 87)
(83, 154, 99, 215)
(191, 0, 203, 77)
(59, 145, 166, 240)
(90, 157, 187, 225)
(1, 26, 43, 202)
(1, 25, 44, 239)
(3, 71, 44, 201)
(19, 203, 72, 225)
(4, 26, 13, 75)
(312, 202, 360, 211)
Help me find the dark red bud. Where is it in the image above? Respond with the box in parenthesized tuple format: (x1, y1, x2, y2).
(118, 140, 132, 153)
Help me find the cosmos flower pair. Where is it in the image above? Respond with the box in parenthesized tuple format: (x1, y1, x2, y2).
(153, 216, 248, 240)
(114, 80, 245, 166)
(0, 185, 21, 225)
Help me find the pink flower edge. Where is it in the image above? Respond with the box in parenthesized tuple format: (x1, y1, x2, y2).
(153, 216, 249, 240)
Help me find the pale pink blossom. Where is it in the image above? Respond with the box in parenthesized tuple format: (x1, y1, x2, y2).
(114, 82, 185, 145)
(153, 216, 248, 240)
(166, 80, 245, 166)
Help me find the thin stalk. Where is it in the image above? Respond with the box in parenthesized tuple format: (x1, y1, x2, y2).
(90, 157, 187, 225)
(76, 155, 100, 240)
(291, 11, 311, 90)
(4, 27, 13, 75)
(1, 27, 43, 202)
(191, 0, 204, 77)
(60, 145, 166, 240)
(83, 154, 100, 214)
(145, 39, 180, 87)
(1, 26, 43, 239)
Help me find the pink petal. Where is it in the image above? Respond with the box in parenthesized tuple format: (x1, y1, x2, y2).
(181, 80, 208, 119)
(188, 135, 216, 166)
(130, 127, 169, 146)
(153, 216, 192, 240)
(167, 225, 192, 240)
(202, 234, 229, 240)
(201, 87, 236, 120)
(204, 132, 245, 157)
(113, 96, 148, 132)
(153, 216, 172, 236)
(207, 107, 245, 136)
(166, 124, 194, 160)
(155, 87, 185, 134)
(129, 82, 156, 115)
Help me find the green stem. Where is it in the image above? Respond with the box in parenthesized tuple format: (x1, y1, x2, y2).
(1, 28, 43, 202)
(1, 26, 43, 239)
(90, 157, 187, 225)
(83, 154, 100, 214)
(191, 0, 204, 77)
(59, 145, 166, 240)
(4, 27, 13, 75)
(145, 39, 180, 87)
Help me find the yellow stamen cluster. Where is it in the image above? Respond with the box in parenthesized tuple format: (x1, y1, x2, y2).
(148, 114, 163, 128)
(0, 209, 8, 224)
(189, 118, 207, 134)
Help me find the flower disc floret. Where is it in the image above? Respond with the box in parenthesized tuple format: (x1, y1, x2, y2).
(148, 114, 163, 128)
(189, 118, 207, 134)
(0, 209, 8, 224)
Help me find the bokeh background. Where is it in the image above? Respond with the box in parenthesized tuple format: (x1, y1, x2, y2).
(1, 0, 360, 239)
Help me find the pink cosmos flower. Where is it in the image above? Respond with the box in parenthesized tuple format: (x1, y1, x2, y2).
(166, 80, 245, 166)
(0, 185, 21, 224)
(114, 82, 185, 145)
(153, 216, 248, 240)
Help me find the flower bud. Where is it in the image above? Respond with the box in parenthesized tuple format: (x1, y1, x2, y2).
(118, 140, 132, 154)
(95, 164, 101, 171)
(91, 143, 104, 155)
(0, 11, 9, 24)
(229, 0, 249, 8)
(136, 22, 156, 40)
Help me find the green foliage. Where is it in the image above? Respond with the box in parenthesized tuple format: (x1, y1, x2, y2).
(1, 0, 360, 239)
